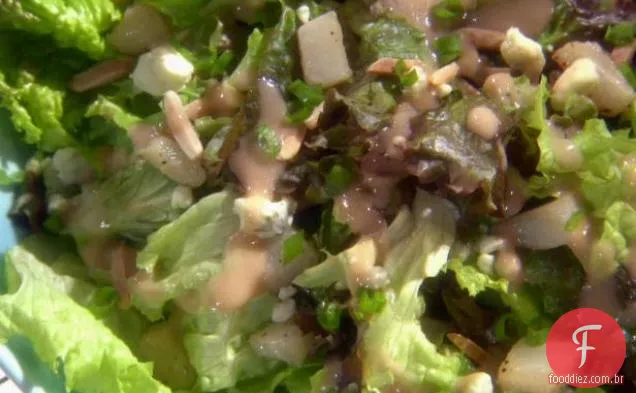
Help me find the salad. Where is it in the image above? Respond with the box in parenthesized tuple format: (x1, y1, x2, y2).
(0, 0, 635, 392)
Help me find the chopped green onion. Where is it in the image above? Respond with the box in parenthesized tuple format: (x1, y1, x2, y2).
(493, 314, 525, 343)
(564, 94, 598, 122)
(564, 210, 586, 232)
(196, 51, 235, 77)
(255, 124, 281, 158)
(317, 301, 344, 332)
(287, 80, 325, 124)
(195, 117, 232, 140)
(604, 22, 636, 46)
(319, 203, 354, 254)
(523, 327, 551, 346)
(434, 34, 463, 66)
(394, 59, 419, 88)
(282, 232, 306, 264)
(431, 0, 465, 25)
(208, 19, 225, 51)
(324, 163, 355, 197)
(354, 288, 387, 320)
(619, 64, 636, 90)
(288, 80, 324, 105)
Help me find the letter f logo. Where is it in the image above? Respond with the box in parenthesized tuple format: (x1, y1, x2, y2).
(572, 324, 602, 368)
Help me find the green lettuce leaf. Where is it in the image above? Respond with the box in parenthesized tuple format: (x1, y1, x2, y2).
(228, 29, 265, 91)
(525, 78, 636, 280)
(413, 106, 499, 199)
(0, 167, 24, 186)
(83, 95, 140, 148)
(230, 363, 321, 393)
(0, 238, 169, 393)
(131, 190, 240, 320)
(363, 280, 467, 392)
(385, 191, 457, 288)
(68, 161, 185, 245)
(521, 248, 586, 319)
(343, 81, 397, 132)
(448, 260, 541, 326)
(359, 17, 431, 64)
(141, 0, 211, 27)
(362, 191, 467, 392)
(0, 0, 120, 59)
(258, 5, 297, 87)
(293, 254, 346, 289)
(86, 95, 142, 131)
(0, 33, 91, 151)
(138, 319, 197, 390)
(183, 295, 280, 392)
(3, 235, 150, 351)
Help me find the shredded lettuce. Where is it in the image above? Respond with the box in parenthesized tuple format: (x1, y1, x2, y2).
(0, 0, 120, 59)
(0, 236, 169, 393)
(131, 190, 239, 320)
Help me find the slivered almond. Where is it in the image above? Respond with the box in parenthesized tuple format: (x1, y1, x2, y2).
(447, 333, 490, 367)
(366, 57, 426, 75)
(163, 91, 203, 160)
(70, 58, 135, 92)
(430, 62, 460, 86)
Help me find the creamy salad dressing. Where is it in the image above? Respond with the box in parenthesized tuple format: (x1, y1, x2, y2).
(206, 233, 270, 312)
(207, 79, 306, 312)
(466, 0, 554, 37)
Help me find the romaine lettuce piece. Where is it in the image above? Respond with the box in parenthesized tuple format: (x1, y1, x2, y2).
(138, 319, 197, 390)
(68, 161, 185, 245)
(86, 96, 142, 132)
(524, 77, 636, 278)
(361, 191, 467, 392)
(358, 17, 431, 64)
(363, 281, 468, 392)
(342, 82, 397, 132)
(228, 29, 265, 91)
(0, 238, 169, 393)
(448, 260, 541, 326)
(131, 190, 240, 320)
(258, 5, 297, 87)
(0, 0, 120, 59)
(141, 0, 211, 27)
(0, 33, 90, 151)
(0, 67, 74, 151)
(229, 362, 321, 393)
(3, 235, 150, 351)
(183, 295, 280, 392)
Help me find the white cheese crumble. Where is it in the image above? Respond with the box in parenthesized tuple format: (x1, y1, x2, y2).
(272, 299, 296, 323)
(131, 45, 194, 96)
(500, 28, 545, 77)
(233, 196, 293, 238)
